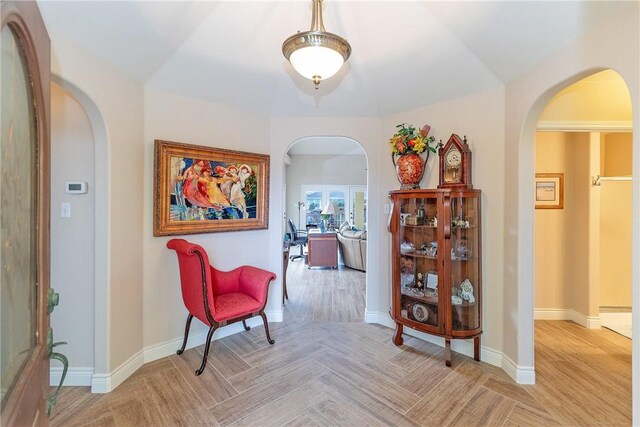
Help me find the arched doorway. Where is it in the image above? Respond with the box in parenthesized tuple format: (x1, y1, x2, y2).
(282, 136, 369, 321)
(516, 68, 636, 421)
(50, 76, 110, 389)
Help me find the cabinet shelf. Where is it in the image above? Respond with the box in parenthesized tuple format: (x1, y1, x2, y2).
(401, 289, 438, 305)
(402, 224, 438, 229)
(400, 252, 437, 260)
(390, 188, 483, 367)
(451, 225, 476, 230)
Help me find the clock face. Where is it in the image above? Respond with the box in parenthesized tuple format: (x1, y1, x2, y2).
(446, 149, 462, 167)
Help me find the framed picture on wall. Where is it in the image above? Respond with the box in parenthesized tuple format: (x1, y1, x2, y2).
(535, 173, 564, 209)
(153, 139, 270, 236)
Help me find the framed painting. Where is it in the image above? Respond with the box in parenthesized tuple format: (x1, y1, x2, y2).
(153, 139, 269, 236)
(535, 173, 564, 209)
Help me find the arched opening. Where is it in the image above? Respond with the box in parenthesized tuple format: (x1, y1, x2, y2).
(519, 68, 635, 422)
(282, 136, 369, 322)
(49, 75, 110, 389)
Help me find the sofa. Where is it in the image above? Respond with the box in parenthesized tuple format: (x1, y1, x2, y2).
(337, 228, 367, 271)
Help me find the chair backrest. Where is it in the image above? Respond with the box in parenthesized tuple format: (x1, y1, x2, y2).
(288, 219, 298, 236)
(166, 238, 216, 324)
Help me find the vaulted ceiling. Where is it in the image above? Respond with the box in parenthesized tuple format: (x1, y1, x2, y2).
(37, 1, 626, 118)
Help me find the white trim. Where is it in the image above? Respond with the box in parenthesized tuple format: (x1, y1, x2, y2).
(143, 312, 281, 364)
(364, 310, 534, 384)
(534, 308, 601, 329)
(87, 309, 283, 393)
(50, 367, 93, 387)
(537, 120, 633, 132)
(600, 312, 632, 325)
(502, 354, 535, 384)
(91, 350, 143, 393)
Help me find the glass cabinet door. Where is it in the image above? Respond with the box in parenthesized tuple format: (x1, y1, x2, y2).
(397, 194, 441, 330)
(449, 194, 481, 333)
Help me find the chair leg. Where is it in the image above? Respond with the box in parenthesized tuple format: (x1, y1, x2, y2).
(260, 311, 275, 345)
(177, 314, 194, 355)
(242, 320, 250, 331)
(196, 325, 217, 376)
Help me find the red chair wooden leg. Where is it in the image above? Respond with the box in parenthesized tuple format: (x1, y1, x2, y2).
(260, 311, 275, 345)
(177, 314, 194, 355)
(196, 325, 217, 375)
(242, 320, 250, 331)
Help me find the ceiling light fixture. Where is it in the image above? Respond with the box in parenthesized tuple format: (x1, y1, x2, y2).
(282, 0, 351, 90)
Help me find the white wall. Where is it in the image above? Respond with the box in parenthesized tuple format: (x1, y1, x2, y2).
(50, 82, 95, 368)
(269, 118, 382, 317)
(142, 89, 272, 349)
(504, 2, 639, 414)
(382, 87, 507, 354)
(50, 33, 145, 382)
(285, 153, 366, 226)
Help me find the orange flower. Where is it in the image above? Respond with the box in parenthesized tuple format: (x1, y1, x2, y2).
(408, 139, 416, 147)
(396, 141, 405, 152)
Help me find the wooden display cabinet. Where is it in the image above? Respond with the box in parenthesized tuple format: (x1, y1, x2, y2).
(388, 189, 482, 366)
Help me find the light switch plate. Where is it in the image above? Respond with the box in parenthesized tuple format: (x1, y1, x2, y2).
(61, 203, 71, 218)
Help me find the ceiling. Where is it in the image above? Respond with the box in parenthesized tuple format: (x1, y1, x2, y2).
(37, 1, 626, 118)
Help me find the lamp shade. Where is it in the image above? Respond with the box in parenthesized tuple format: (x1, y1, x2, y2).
(321, 201, 337, 215)
(289, 45, 345, 82)
(282, 0, 351, 89)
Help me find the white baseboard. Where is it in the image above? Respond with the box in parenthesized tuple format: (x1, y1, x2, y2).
(79, 308, 284, 393)
(91, 350, 144, 393)
(600, 312, 632, 326)
(143, 311, 281, 364)
(49, 367, 93, 387)
(501, 354, 535, 384)
(534, 308, 601, 329)
(364, 310, 534, 384)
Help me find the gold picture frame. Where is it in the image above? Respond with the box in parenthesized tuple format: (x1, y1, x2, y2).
(535, 173, 564, 209)
(153, 139, 269, 236)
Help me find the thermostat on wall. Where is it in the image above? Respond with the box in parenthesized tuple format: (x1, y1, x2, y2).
(65, 181, 88, 194)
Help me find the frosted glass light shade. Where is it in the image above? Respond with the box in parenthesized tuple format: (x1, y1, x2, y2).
(290, 45, 345, 82)
(282, 0, 351, 89)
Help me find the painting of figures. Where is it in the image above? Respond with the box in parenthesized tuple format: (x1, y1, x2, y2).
(154, 140, 269, 236)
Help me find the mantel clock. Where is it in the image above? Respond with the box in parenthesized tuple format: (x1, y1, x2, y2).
(438, 134, 473, 189)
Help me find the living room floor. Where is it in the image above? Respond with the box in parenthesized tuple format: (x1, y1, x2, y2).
(284, 256, 365, 322)
(50, 262, 631, 426)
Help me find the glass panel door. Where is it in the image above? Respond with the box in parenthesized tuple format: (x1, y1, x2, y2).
(303, 189, 322, 228)
(349, 186, 367, 230)
(0, 25, 38, 408)
(398, 195, 440, 330)
(449, 195, 480, 332)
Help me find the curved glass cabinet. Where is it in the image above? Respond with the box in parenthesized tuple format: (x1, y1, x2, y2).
(388, 189, 482, 366)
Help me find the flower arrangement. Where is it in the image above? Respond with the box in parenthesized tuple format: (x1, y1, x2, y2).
(389, 123, 437, 156)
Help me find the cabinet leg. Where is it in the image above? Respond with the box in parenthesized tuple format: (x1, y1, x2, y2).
(445, 338, 452, 367)
(474, 336, 481, 362)
(392, 323, 404, 346)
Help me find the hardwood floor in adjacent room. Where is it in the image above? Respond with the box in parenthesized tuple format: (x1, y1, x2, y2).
(50, 261, 631, 426)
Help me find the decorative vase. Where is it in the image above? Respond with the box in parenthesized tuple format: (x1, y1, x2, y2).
(393, 153, 428, 189)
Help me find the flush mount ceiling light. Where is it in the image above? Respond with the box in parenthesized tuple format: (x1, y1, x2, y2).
(282, 0, 351, 90)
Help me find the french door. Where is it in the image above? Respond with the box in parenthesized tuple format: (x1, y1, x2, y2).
(1, 1, 51, 425)
(301, 185, 366, 229)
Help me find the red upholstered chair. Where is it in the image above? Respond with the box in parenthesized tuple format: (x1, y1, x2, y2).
(167, 238, 276, 375)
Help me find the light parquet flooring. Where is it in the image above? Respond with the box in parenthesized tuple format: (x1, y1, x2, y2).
(51, 262, 631, 426)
